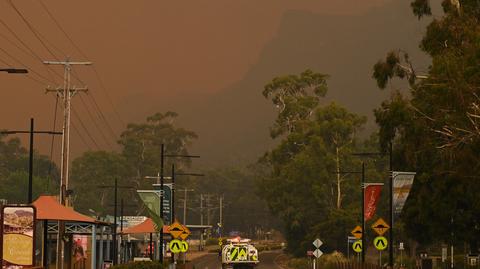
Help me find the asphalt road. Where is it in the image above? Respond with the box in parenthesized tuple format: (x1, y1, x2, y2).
(190, 251, 285, 269)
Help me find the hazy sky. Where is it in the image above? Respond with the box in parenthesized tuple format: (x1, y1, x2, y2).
(0, 0, 423, 167)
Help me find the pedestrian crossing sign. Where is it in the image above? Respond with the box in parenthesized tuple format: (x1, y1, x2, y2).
(373, 236, 388, 251)
(352, 240, 362, 253)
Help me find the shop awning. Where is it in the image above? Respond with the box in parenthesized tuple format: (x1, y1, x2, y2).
(32, 195, 96, 223)
(122, 218, 168, 234)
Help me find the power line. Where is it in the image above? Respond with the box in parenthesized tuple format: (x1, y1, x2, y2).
(87, 93, 118, 139)
(0, 46, 53, 84)
(0, 55, 11, 66)
(0, 17, 60, 83)
(78, 94, 115, 149)
(37, 0, 125, 126)
(7, 0, 60, 61)
(71, 107, 101, 150)
(38, 0, 88, 60)
(70, 122, 92, 151)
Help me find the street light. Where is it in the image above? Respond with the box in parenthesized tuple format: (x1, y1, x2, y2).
(0, 68, 28, 74)
(0, 118, 62, 203)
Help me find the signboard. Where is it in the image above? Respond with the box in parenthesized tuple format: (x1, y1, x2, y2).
(392, 172, 416, 215)
(352, 240, 362, 253)
(313, 249, 323, 258)
(364, 184, 383, 221)
(137, 184, 173, 224)
(169, 239, 182, 254)
(371, 218, 390, 236)
(373, 236, 388, 251)
(347, 236, 357, 243)
(351, 226, 363, 239)
(1, 205, 36, 269)
(168, 221, 185, 239)
(73, 235, 88, 266)
(180, 241, 189, 253)
(179, 224, 191, 240)
(313, 239, 323, 248)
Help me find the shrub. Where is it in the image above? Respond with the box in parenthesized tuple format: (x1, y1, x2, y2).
(110, 261, 166, 269)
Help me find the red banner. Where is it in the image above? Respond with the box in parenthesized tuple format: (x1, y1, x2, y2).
(364, 184, 383, 221)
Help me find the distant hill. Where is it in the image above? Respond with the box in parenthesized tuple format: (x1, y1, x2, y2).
(136, 0, 431, 167)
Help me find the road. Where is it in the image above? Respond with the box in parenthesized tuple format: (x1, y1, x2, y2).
(190, 251, 285, 269)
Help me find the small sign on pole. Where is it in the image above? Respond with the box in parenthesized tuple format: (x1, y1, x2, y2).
(351, 226, 363, 239)
(313, 239, 323, 249)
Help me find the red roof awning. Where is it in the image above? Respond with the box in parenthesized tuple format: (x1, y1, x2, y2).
(122, 218, 169, 234)
(33, 195, 96, 223)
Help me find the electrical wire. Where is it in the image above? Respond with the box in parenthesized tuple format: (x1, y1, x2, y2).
(0, 55, 11, 66)
(0, 17, 61, 83)
(71, 107, 101, 150)
(7, 0, 60, 61)
(38, 0, 125, 126)
(0, 46, 54, 84)
(87, 93, 118, 140)
(78, 94, 115, 149)
(71, 122, 92, 151)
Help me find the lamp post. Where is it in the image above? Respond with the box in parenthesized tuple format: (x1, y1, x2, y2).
(353, 151, 392, 267)
(0, 68, 28, 73)
(147, 144, 201, 263)
(98, 181, 134, 265)
(1, 118, 62, 203)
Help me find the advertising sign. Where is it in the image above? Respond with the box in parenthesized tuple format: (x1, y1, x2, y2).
(364, 184, 383, 221)
(392, 172, 416, 215)
(73, 235, 88, 268)
(1, 205, 36, 269)
(137, 183, 173, 224)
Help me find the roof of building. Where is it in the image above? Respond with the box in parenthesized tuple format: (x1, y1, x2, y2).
(32, 195, 96, 223)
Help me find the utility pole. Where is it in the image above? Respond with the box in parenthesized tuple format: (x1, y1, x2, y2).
(144, 144, 201, 261)
(361, 162, 366, 263)
(219, 195, 223, 238)
(43, 59, 92, 206)
(98, 181, 133, 265)
(44, 59, 91, 269)
(171, 164, 175, 266)
(200, 194, 204, 251)
(160, 144, 165, 263)
(180, 188, 194, 225)
(389, 142, 394, 268)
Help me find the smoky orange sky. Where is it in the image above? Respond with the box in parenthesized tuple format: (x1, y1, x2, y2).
(0, 0, 428, 167)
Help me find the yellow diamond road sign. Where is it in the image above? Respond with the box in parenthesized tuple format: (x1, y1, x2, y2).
(371, 218, 390, 236)
(351, 226, 362, 239)
(179, 224, 191, 240)
(168, 221, 185, 239)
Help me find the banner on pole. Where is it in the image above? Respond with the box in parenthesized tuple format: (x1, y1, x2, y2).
(392, 172, 416, 215)
(364, 184, 383, 221)
(137, 183, 172, 225)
